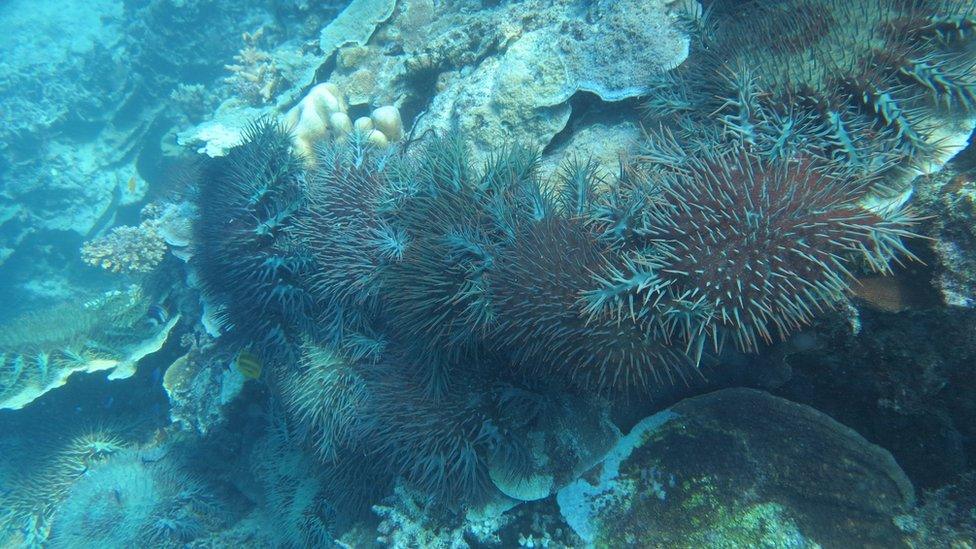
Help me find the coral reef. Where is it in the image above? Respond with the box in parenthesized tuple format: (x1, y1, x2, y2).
(6, 1, 976, 547)
(0, 286, 179, 409)
(284, 82, 403, 161)
(82, 222, 168, 274)
(181, 0, 691, 163)
(556, 388, 916, 547)
(373, 484, 513, 549)
(224, 29, 285, 105)
(915, 151, 976, 306)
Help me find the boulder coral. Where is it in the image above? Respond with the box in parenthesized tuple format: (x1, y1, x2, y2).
(556, 389, 916, 547)
(284, 82, 403, 162)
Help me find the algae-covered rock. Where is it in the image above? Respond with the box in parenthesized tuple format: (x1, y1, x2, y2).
(557, 388, 916, 548)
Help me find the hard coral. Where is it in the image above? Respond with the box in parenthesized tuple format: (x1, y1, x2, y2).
(284, 83, 404, 163)
(224, 28, 284, 105)
(81, 222, 167, 274)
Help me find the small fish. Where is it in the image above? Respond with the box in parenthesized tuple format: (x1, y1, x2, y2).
(235, 350, 263, 380)
(126, 174, 138, 194)
(148, 304, 169, 326)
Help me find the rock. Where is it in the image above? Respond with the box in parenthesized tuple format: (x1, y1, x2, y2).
(163, 351, 244, 435)
(557, 388, 916, 548)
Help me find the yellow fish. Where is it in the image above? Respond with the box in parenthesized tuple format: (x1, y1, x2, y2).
(127, 174, 138, 194)
(235, 350, 263, 380)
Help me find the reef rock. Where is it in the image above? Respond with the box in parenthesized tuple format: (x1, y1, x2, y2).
(557, 388, 916, 548)
(182, 0, 690, 161)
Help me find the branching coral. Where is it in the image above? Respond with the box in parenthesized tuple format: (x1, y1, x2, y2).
(373, 483, 511, 549)
(81, 222, 168, 274)
(224, 28, 284, 105)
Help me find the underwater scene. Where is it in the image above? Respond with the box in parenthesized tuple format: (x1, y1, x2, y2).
(2, 0, 976, 547)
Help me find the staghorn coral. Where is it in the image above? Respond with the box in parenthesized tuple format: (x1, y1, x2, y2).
(81, 222, 168, 274)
